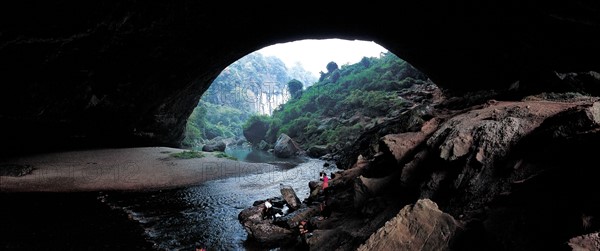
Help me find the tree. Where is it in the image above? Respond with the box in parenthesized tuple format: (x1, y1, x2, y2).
(242, 115, 271, 146)
(326, 61, 339, 73)
(287, 79, 303, 99)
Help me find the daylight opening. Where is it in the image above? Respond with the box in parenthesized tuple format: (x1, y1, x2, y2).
(182, 38, 435, 160)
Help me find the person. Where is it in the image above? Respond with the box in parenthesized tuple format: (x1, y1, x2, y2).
(298, 220, 313, 243)
(263, 199, 274, 220)
(322, 173, 329, 190)
(299, 220, 309, 235)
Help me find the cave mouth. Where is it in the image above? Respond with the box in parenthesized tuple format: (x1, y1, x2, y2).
(180, 38, 436, 158)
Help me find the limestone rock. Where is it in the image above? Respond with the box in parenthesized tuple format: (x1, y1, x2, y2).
(568, 232, 600, 251)
(201, 140, 226, 152)
(238, 200, 295, 245)
(243, 222, 295, 245)
(280, 184, 302, 210)
(357, 199, 461, 251)
(273, 134, 301, 158)
(273, 205, 320, 229)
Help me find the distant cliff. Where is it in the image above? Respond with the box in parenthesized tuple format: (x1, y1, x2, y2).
(242, 52, 431, 155)
(183, 52, 317, 147)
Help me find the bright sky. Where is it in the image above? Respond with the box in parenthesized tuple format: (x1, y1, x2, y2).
(257, 38, 388, 77)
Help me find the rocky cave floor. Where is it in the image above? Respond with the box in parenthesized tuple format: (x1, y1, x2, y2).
(239, 89, 600, 251)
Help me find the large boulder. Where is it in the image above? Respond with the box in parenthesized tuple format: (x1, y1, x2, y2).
(273, 134, 301, 158)
(238, 200, 295, 246)
(357, 199, 461, 251)
(201, 140, 226, 152)
(243, 222, 295, 245)
(280, 184, 302, 210)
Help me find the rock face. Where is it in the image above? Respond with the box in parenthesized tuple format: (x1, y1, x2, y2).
(357, 199, 461, 251)
(350, 97, 600, 251)
(267, 94, 599, 251)
(568, 232, 600, 251)
(2, 2, 600, 157)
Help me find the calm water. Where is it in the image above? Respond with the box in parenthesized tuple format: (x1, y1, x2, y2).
(100, 148, 338, 250)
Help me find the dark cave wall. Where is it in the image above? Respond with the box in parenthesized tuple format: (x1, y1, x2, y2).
(1, 1, 599, 156)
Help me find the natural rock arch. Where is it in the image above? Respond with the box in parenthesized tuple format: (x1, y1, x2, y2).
(1, 1, 599, 156)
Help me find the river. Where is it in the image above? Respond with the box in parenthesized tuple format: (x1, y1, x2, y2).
(99, 147, 338, 250)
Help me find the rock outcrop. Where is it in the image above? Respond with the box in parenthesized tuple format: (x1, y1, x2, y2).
(201, 139, 226, 152)
(242, 94, 600, 251)
(568, 232, 600, 251)
(238, 185, 310, 247)
(357, 199, 461, 251)
(273, 134, 302, 158)
(237, 201, 295, 246)
(280, 184, 302, 211)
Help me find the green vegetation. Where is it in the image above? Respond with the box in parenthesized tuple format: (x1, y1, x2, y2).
(242, 51, 429, 151)
(242, 114, 271, 145)
(183, 52, 317, 148)
(170, 150, 206, 159)
(287, 79, 304, 99)
(214, 152, 238, 160)
(185, 49, 429, 155)
(183, 100, 250, 147)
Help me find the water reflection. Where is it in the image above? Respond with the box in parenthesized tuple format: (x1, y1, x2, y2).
(225, 146, 305, 168)
(102, 156, 339, 250)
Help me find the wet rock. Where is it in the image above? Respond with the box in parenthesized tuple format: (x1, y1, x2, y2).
(238, 201, 295, 245)
(280, 184, 302, 210)
(273, 133, 301, 158)
(238, 203, 266, 224)
(357, 199, 461, 251)
(273, 205, 320, 229)
(244, 222, 295, 245)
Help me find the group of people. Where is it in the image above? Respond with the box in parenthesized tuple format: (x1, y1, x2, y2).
(259, 170, 333, 244)
(263, 199, 275, 220)
(298, 171, 333, 242)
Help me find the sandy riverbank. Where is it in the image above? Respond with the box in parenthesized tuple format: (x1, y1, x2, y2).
(0, 147, 280, 192)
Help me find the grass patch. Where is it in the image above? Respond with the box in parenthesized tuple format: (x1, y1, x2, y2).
(170, 150, 205, 159)
(214, 152, 238, 160)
